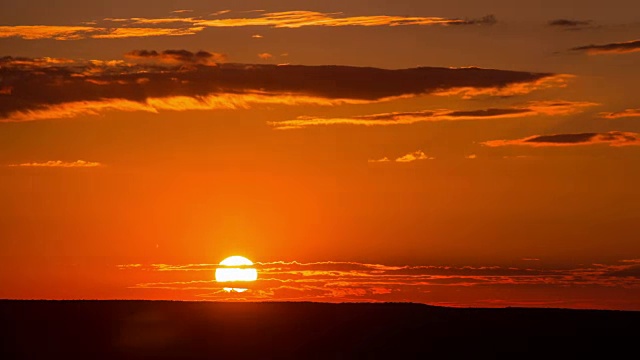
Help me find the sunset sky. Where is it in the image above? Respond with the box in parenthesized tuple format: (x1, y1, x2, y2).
(1, 0, 639, 310)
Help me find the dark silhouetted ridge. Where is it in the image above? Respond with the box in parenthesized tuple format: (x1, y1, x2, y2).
(0, 300, 637, 359)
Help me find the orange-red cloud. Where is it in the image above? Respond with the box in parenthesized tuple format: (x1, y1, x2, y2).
(600, 108, 640, 119)
(117, 259, 640, 304)
(571, 39, 640, 54)
(0, 25, 101, 40)
(0, 25, 203, 40)
(192, 11, 496, 29)
(369, 150, 434, 163)
(482, 131, 640, 147)
(124, 49, 226, 66)
(8, 160, 103, 168)
(1, 54, 563, 122)
(1, 11, 496, 41)
(270, 101, 596, 129)
(91, 26, 204, 39)
(548, 19, 595, 30)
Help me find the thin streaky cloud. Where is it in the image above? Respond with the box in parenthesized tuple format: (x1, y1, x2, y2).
(369, 150, 434, 163)
(119, 259, 640, 304)
(104, 11, 496, 29)
(571, 39, 640, 54)
(1, 11, 496, 41)
(171, 9, 193, 14)
(396, 151, 435, 163)
(104, 17, 197, 25)
(432, 74, 573, 99)
(269, 101, 597, 129)
(124, 49, 226, 66)
(548, 19, 595, 30)
(192, 11, 497, 29)
(1, 55, 563, 122)
(91, 27, 204, 39)
(258, 52, 273, 60)
(548, 19, 593, 27)
(0, 25, 204, 40)
(482, 131, 640, 147)
(211, 10, 232, 16)
(600, 108, 640, 119)
(8, 160, 103, 168)
(0, 25, 102, 40)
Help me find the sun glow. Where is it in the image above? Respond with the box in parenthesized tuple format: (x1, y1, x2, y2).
(215, 256, 258, 292)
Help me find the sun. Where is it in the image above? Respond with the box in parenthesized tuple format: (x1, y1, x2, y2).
(215, 256, 258, 292)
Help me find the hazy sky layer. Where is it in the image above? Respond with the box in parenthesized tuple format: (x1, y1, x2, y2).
(1, 0, 639, 309)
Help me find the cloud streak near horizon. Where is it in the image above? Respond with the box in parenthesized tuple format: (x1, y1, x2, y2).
(0, 11, 496, 40)
(117, 259, 640, 305)
(269, 101, 597, 129)
(0, 54, 564, 122)
(482, 131, 640, 147)
(571, 39, 640, 54)
(8, 160, 103, 167)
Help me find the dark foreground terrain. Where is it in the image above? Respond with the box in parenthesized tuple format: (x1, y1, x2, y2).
(1, 300, 638, 358)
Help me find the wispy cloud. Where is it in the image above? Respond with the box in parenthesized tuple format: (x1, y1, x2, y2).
(0, 11, 496, 41)
(369, 150, 434, 163)
(548, 19, 595, 30)
(8, 160, 103, 167)
(0, 25, 102, 40)
(258, 52, 273, 60)
(269, 101, 597, 129)
(124, 49, 226, 66)
(431, 74, 573, 99)
(192, 11, 497, 29)
(482, 131, 640, 147)
(1, 54, 563, 122)
(0, 25, 204, 40)
(600, 108, 640, 119)
(117, 259, 640, 305)
(571, 39, 640, 54)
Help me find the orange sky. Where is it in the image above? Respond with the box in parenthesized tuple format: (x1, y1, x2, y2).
(1, 0, 639, 310)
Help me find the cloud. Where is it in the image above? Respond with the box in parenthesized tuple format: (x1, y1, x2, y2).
(124, 50, 226, 66)
(190, 11, 497, 29)
(0, 25, 102, 40)
(0, 25, 204, 40)
(465, 154, 477, 159)
(482, 131, 640, 147)
(548, 19, 595, 30)
(600, 108, 640, 119)
(118, 259, 640, 304)
(369, 150, 434, 163)
(571, 39, 640, 54)
(8, 160, 103, 167)
(395, 151, 435, 162)
(258, 52, 273, 60)
(252, 34, 263, 38)
(0, 54, 563, 122)
(269, 101, 596, 129)
(1, 11, 497, 41)
(90, 27, 204, 39)
(211, 10, 232, 16)
(431, 74, 573, 99)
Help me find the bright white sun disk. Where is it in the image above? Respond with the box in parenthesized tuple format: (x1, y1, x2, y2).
(215, 256, 258, 283)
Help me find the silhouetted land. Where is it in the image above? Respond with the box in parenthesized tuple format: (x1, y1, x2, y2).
(1, 300, 638, 358)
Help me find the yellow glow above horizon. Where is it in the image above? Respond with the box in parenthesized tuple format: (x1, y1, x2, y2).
(215, 256, 258, 292)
